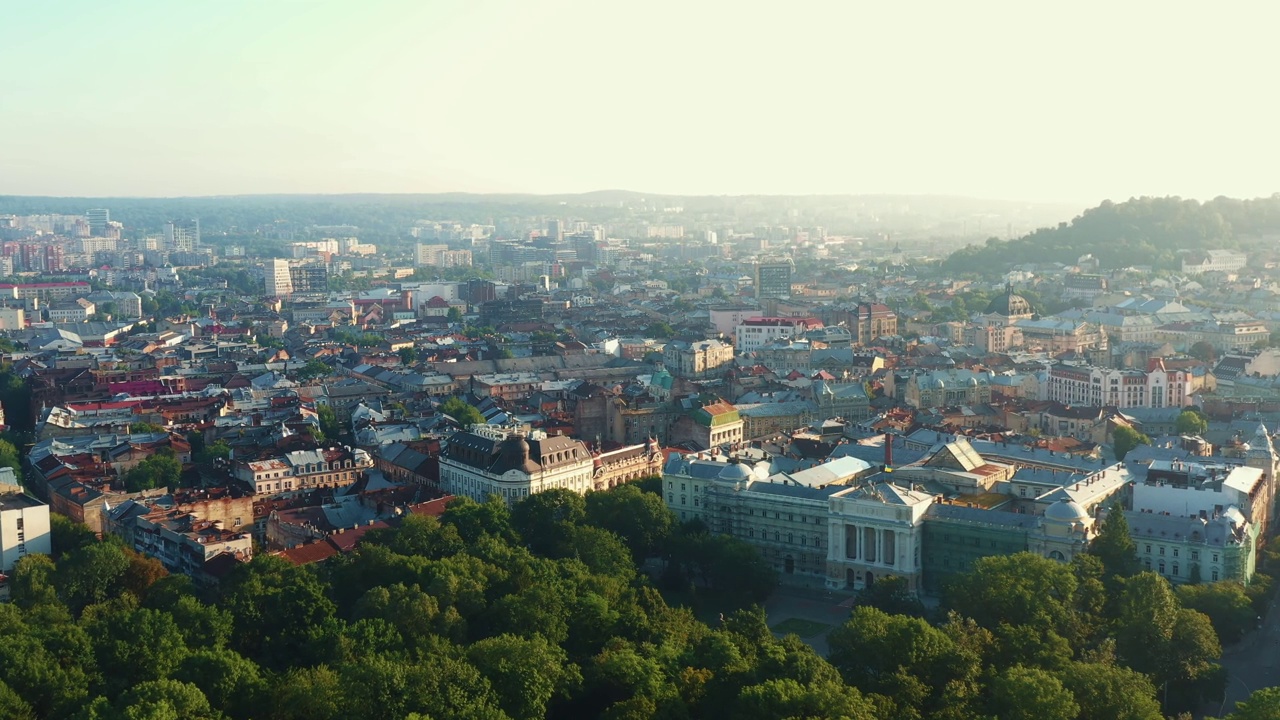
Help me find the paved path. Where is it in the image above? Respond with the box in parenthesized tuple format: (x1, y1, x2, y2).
(763, 587, 854, 657)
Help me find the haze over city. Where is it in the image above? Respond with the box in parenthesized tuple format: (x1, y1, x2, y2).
(4, 0, 1277, 202)
(7, 3, 1280, 720)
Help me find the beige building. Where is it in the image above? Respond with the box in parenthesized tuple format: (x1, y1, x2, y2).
(662, 339, 735, 379)
(236, 446, 373, 496)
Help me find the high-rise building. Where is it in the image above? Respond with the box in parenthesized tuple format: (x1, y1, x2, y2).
(43, 245, 64, 274)
(547, 219, 563, 242)
(265, 259, 294, 297)
(289, 264, 328, 293)
(165, 219, 200, 252)
(85, 208, 110, 236)
(415, 243, 448, 266)
(754, 260, 793, 300)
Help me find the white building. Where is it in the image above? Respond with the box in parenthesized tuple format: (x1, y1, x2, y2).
(165, 219, 200, 252)
(826, 481, 935, 592)
(1, 483, 52, 572)
(415, 243, 449, 266)
(662, 452, 874, 584)
(1182, 249, 1248, 274)
(0, 307, 24, 330)
(265, 259, 294, 297)
(439, 425, 595, 505)
(1045, 360, 1192, 408)
(736, 317, 824, 353)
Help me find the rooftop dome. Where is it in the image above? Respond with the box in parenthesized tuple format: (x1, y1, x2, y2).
(985, 285, 1033, 317)
(718, 461, 754, 481)
(1043, 499, 1089, 523)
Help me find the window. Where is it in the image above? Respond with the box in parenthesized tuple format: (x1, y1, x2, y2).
(1159, 546, 1165, 556)
(1212, 553, 1219, 563)
(1172, 563, 1179, 576)
(1192, 550, 1200, 561)
(1173, 548, 1179, 558)
(787, 533, 793, 544)
(1212, 570, 1219, 581)
(1158, 560, 1166, 574)
(1145, 544, 1152, 554)
(693, 498, 699, 507)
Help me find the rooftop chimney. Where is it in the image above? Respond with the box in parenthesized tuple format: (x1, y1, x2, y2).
(884, 432, 893, 469)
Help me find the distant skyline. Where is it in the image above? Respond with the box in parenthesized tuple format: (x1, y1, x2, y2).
(3, 1, 1277, 204)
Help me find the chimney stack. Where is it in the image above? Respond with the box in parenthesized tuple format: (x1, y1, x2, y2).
(883, 432, 893, 469)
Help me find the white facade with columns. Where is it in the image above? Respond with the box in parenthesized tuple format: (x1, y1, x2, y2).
(825, 482, 934, 592)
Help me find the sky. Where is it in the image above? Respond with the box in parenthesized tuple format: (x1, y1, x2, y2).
(2, 0, 1277, 203)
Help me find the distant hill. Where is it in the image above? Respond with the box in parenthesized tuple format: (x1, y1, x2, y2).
(0, 191, 1078, 239)
(941, 194, 1280, 274)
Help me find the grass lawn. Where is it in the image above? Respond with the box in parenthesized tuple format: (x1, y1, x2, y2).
(770, 618, 832, 638)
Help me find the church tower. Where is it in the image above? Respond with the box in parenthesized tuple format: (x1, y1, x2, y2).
(1245, 422, 1278, 533)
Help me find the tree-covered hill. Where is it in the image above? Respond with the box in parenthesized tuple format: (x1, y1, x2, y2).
(943, 194, 1280, 275)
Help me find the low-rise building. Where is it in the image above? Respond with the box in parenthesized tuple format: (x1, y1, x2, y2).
(235, 446, 373, 496)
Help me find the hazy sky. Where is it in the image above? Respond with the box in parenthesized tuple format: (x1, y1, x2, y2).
(3, 0, 1277, 202)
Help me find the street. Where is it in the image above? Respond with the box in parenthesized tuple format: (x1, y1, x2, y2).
(1204, 588, 1280, 718)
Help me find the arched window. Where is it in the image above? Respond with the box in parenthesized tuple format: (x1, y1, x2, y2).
(1158, 560, 1166, 575)
(1048, 550, 1065, 561)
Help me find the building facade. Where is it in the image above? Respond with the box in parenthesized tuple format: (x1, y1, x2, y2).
(438, 425, 595, 504)
(662, 339, 735, 379)
(1, 488, 52, 572)
(1045, 361, 1192, 409)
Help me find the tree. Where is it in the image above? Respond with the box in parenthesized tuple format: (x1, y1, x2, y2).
(1089, 504, 1140, 581)
(174, 648, 268, 720)
(441, 495, 516, 545)
(1223, 687, 1280, 720)
(1175, 409, 1209, 436)
(316, 404, 341, 440)
(440, 396, 486, 428)
(49, 514, 97, 559)
(645, 322, 675, 339)
(1114, 572, 1181, 677)
(735, 679, 878, 720)
(1176, 582, 1257, 644)
(0, 437, 24, 485)
(1112, 425, 1151, 461)
(854, 574, 925, 617)
(988, 665, 1080, 720)
(1058, 661, 1163, 720)
(447, 306, 464, 323)
(828, 606, 980, 719)
(467, 633, 581, 720)
(1189, 341, 1217, 364)
(0, 680, 34, 720)
(512, 488, 586, 555)
(398, 346, 418, 365)
(295, 359, 333, 382)
(112, 679, 220, 720)
(944, 552, 1079, 640)
(57, 541, 132, 613)
(584, 484, 676, 561)
(85, 605, 191, 695)
(129, 421, 167, 434)
(123, 449, 183, 492)
(220, 555, 338, 670)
